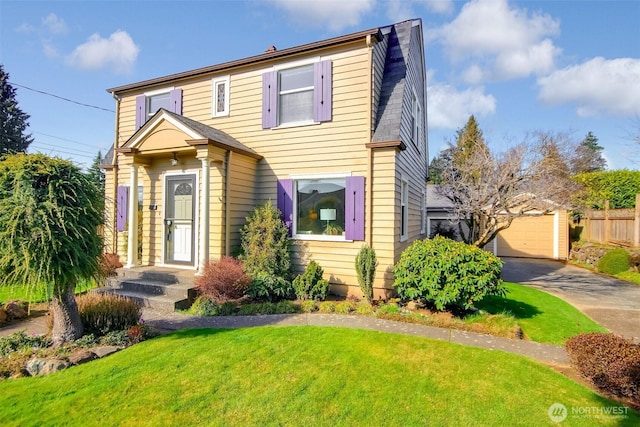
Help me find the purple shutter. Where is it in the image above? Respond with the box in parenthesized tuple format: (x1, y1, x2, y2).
(345, 176, 365, 241)
(277, 179, 293, 236)
(262, 71, 277, 129)
(313, 60, 332, 122)
(135, 95, 146, 130)
(116, 186, 129, 232)
(170, 89, 182, 115)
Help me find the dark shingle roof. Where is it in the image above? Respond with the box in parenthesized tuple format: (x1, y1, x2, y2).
(372, 21, 413, 143)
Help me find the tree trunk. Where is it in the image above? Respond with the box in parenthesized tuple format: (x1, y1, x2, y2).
(50, 285, 84, 346)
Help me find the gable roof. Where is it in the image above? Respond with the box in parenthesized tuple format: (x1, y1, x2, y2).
(107, 27, 382, 95)
(119, 109, 261, 160)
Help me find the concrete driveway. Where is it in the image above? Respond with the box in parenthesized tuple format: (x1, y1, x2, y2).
(502, 257, 640, 342)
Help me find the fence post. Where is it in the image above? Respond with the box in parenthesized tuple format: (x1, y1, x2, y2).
(604, 200, 610, 244)
(634, 193, 640, 247)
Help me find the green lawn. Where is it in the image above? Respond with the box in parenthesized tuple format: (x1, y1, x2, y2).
(0, 327, 637, 426)
(0, 280, 96, 304)
(477, 282, 608, 345)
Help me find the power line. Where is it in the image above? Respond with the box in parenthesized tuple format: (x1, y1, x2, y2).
(30, 141, 100, 157)
(9, 81, 115, 113)
(29, 144, 95, 160)
(33, 131, 110, 151)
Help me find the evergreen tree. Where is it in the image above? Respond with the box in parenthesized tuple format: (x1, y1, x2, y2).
(86, 151, 106, 213)
(0, 65, 33, 155)
(571, 131, 607, 174)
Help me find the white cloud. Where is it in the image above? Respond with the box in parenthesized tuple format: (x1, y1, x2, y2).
(427, 83, 497, 129)
(432, 0, 561, 83)
(387, 0, 454, 22)
(42, 41, 58, 58)
(270, 0, 375, 31)
(42, 13, 67, 35)
(538, 57, 640, 117)
(67, 30, 140, 74)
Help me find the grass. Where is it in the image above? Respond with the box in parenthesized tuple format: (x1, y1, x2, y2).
(0, 326, 637, 426)
(477, 282, 608, 345)
(0, 280, 97, 305)
(615, 270, 640, 285)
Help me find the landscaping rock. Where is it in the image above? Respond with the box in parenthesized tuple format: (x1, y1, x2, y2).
(26, 358, 70, 376)
(68, 350, 97, 365)
(4, 301, 27, 320)
(91, 346, 120, 359)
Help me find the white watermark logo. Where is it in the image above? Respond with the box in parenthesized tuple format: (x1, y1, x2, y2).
(547, 403, 629, 423)
(548, 403, 567, 423)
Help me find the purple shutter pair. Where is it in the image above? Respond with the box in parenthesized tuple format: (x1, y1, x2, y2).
(116, 186, 129, 232)
(134, 89, 183, 129)
(262, 60, 332, 129)
(276, 176, 364, 240)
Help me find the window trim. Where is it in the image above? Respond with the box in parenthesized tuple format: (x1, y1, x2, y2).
(420, 188, 426, 235)
(290, 172, 352, 242)
(211, 76, 230, 118)
(400, 178, 409, 242)
(277, 63, 315, 127)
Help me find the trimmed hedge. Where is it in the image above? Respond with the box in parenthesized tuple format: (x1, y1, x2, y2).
(566, 333, 639, 404)
(393, 236, 505, 310)
(292, 260, 330, 301)
(597, 248, 630, 275)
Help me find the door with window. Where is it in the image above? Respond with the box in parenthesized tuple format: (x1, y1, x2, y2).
(165, 175, 195, 264)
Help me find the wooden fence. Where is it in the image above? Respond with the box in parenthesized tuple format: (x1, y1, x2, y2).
(581, 194, 640, 247)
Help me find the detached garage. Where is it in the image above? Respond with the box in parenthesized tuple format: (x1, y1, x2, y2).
(426, 185, 570, 260)
(487, 211, 569, 260)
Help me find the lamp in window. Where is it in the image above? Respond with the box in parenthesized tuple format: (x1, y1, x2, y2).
(320, 208, 336, 227)
(171, 152, 178, 166)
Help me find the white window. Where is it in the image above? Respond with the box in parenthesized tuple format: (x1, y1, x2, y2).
(147, 92, 171, 118)
(401, 179, 409, 241)
(279, 64, 314, 125)
(294, 177, 346, 239)
(212, 76, 230, 117)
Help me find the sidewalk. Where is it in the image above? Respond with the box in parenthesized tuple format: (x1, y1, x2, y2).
(1, 308, 569, 366)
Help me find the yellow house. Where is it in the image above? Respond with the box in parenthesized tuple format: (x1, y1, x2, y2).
(101, 19, 428, 299)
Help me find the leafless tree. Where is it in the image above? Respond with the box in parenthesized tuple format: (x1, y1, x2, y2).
(437, 123, 578, 248)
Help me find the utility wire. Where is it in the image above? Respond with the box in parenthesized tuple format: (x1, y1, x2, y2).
(9, 81, 115, 113)
(33, 131, 109, 151)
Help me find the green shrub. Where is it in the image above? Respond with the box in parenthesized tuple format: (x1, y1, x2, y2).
(72, 333, 98, 349)
(376, 302, 401, 315)
(393, 236, 505, 311)
(247, 273, 293, 302)
(101, 330, 130, 347)
(217, 301, 238, 316)
(0, 331, 50, 357)
(597, 248, 630, 275)
(334, 301, 356, 314)
(318, 301, 335, 313)
(239, 200, 292, 280)
(355, 301, 373, 315)
(275, 301, 298, 314)
(195, 257, 251, 302)
(76, 292, 142, 335)
(355, 245, 377, 303)
(190, 296, 218, 316)
(292, 260, 330, 301)
(300, 300, 317, 313)
(566, 333, 640, 403)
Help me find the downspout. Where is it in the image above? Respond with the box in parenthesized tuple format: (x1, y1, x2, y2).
(366, 34, 374, 247)
(111, 91, 121, 253)
(224, 150, 232, 256)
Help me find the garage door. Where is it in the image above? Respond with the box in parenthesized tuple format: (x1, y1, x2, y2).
(496, 214, 555, 258)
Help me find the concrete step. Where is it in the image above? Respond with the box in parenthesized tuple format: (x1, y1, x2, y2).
(99, 288, 191, 312)
(105, 277, 195, 301)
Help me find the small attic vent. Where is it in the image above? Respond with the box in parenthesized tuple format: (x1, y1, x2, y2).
(265, 45, 277, 53)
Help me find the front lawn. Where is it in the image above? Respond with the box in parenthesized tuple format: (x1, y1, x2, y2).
(477, 282, 608, 345)
(0, 327, 637, 426)
(0, 280, 96, 304)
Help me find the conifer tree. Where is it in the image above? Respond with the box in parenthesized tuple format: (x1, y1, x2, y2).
(0, 65, 33, 155)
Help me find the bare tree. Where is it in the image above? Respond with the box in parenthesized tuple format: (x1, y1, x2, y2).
(437, 118, 577, 247)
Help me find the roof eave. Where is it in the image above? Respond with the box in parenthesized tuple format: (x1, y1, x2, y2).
(107, 27, 382, 94)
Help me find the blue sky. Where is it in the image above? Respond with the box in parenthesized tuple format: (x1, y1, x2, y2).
(1, 0, 639, 170)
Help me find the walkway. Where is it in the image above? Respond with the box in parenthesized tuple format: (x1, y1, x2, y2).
(502, 257, 640, 342)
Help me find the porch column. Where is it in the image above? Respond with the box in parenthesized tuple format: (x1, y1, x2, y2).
(126, 164, 139, 268)
(198, 158, 211, 273)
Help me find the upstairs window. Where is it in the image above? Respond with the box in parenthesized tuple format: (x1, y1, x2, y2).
(262, 60, 332, 128)
(135, 88, 182, 129)
(401, 179, 409, 241)
(279, 65, 314, 124)
(212, 76, 230, 117)
(410, 90, 419, 147)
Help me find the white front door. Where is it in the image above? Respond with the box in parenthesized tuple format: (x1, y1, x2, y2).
(165, 175, 195, 264)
